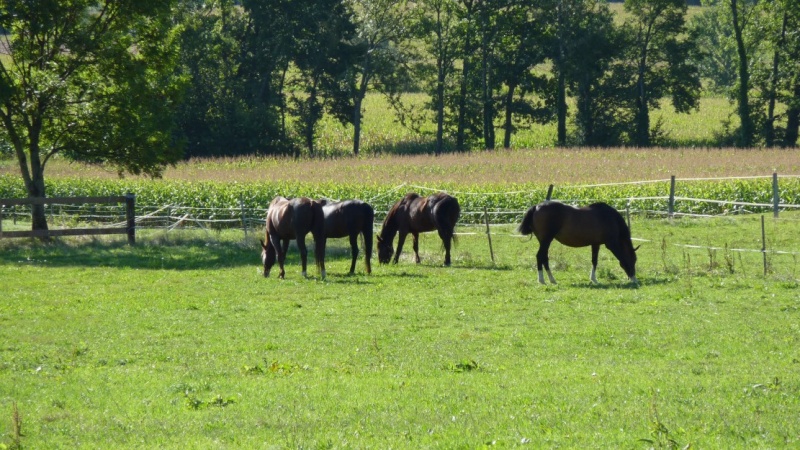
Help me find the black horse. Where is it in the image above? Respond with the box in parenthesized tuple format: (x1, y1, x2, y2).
(320, 199, 374, 275)
(377, 192, 460, 266)
(518, 201, 639, 284)
(261, 196, 326, 279)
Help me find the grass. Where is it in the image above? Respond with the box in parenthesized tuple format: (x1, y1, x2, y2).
(1, 213, 799, 448)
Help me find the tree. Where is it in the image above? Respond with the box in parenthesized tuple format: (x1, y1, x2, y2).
(287, 0, 359, 156)
(727, 0, 758, 146)
(343, 0, 414, 155)
(491, 0, 551, 149)
(418, 0, 461, 155)
(622, 0, 700, 146)
(0, 0, 184, 232)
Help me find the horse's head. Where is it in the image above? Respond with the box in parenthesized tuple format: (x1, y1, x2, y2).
(619, 243, 640, 282)
(376, 235, 393, 264)
(260, 239, 270, 277)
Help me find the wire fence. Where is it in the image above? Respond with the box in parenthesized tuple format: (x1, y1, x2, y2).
(3, 175, 800, 254)
(2, 175, 800, 230)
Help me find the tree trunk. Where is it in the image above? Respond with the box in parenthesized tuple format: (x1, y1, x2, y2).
(556, 68, 567, 146)
(577, 79, 594, 145)
(635, 82, 650, 148)
(785, 79, 800, 147)
(456, 57, 470, 152)
(503, 83, 516, 149)
(456, 6, 474, 152)
(352, 96, 362, 156)
(481, 24, 494, 150)
(731, 0, 754, 147)
(765, 11, 787, 148)
(436, 57, 445, 156)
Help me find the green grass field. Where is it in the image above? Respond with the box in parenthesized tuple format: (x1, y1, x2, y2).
(1, 212, 799, 449)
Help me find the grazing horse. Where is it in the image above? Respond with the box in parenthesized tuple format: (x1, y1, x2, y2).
(320, 199, 374, 275)
(377, 192, 460, 266)
(261, 196, 326, 279)
(518, 201, 639, 285)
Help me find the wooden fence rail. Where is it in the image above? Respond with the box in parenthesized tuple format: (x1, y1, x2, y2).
(0, 194, 136, 244)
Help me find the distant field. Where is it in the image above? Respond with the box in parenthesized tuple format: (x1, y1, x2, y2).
(316, 94, 735, 156)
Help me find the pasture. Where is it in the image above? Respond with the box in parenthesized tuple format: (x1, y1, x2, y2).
(1, 212, 799, 448)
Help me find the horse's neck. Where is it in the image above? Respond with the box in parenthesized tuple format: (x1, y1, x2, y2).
(380, 212, 399, 240)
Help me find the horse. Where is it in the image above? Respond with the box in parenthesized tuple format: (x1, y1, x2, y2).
(320, 199, 374, 275)
(377, 192, 460, 266)
(518, 201, 639, 285)
(261, 196, 326, 279)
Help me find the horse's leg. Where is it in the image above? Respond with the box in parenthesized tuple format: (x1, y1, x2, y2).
(297, 236, 309, 278)
(536, 238, 557, 284)
(437, 227, 452, 266)
(412, 233, 421, 263)
(393, 232, 408, 264)
(348, 232, 359, 275)
(590, 244, 600, 284)
(274, 236, 288, 279)
(363, 229, 373, 274)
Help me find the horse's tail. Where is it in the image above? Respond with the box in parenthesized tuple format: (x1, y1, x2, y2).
(311, 201, 326, 273)
(433, 195, 460, 247)
(518, 205, 538, 236)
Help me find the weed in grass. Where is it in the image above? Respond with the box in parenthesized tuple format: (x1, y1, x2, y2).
(707, 246, 717, 272)
(723, 244, 735, 274)
(639, 390, 688, 450)
(4, 402, 23, 450)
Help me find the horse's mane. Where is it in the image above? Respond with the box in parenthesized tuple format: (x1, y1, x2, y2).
(590, 202, 631, 239)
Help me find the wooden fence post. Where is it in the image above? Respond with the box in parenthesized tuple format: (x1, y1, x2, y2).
(240, 194, 248, 240)
(772, 172, 779, 218)
(483, 207, 495, 264)
(125, 193, 136, 245)
(761, 215, 767, 277)
(668, 175, 676, 219)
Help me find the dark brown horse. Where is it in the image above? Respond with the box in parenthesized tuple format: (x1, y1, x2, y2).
(518, 201, 639, 285)
(377, 192, 460, 266)
(261, 196, 326, 279)
(320, 199, 374, 275)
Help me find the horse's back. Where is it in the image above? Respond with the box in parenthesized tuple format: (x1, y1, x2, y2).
(323, 200, 374, 238)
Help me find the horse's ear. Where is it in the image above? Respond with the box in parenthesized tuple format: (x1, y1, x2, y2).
(634, 245, 641, 252)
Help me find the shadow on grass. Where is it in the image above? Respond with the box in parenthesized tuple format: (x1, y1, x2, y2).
(0, 236, 410, 272)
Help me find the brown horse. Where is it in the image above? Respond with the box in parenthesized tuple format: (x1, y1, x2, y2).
(320, 199, 374, 275)
(377, 192, 460, 266)
(261, 196, 326, 279)
(518, 201, 639, 285)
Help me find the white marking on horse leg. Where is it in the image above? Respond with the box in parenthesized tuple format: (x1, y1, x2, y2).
(590, 267, 598, 284)
(538, 270, 546, 285)
(630, 276, 639, 285)
(302, 271, 307, 278)
(546, 270, 557, 284)
(321, 270, 326, 280)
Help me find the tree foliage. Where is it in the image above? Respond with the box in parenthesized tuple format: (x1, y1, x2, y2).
(0, 0, 184, 230)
